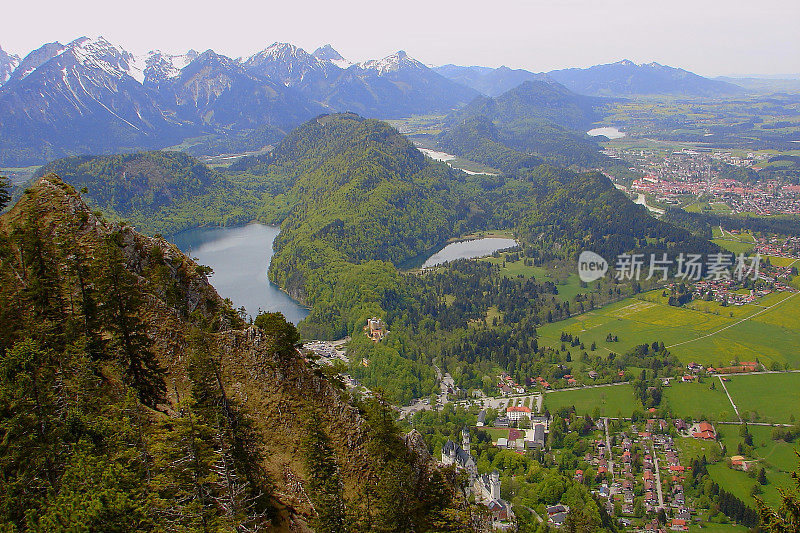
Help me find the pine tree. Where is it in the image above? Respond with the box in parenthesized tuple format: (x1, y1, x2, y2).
(303, 413, 349, 532)
(0, 175, 10, 211)
(0, 339, 61, 526)
(151, 403, 219, 531)
(101, 235, 166, 409)
(187, 336, 274, 530)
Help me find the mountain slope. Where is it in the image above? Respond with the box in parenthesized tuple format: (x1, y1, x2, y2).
(434, 64, 551, 97)
(165, 49, 324, 131)
(0, 37, 189, 166)
(0, 174, 469, 531)
(548, 59, 745, 96)
(318, 51, 478, 117)
(439, 80, 605, 167)
(0, 46, 19, 85)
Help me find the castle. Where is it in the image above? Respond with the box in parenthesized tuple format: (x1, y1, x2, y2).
(441, 427, 513, 522)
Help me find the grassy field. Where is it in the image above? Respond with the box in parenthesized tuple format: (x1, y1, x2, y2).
(765, 255, 798, 268)
(480, 257, 596, 301)
(688, 523, 749, 533)
(483, 427, 510, 442)
(712, 238, 755, 255)
(536, 289, 800, 369)
(708, 423, 798, 508)
(662, 380, 738, 422)
(543, 384, 637, 417)
(676, 435, 722, 463)
(723, 373, 800, 424)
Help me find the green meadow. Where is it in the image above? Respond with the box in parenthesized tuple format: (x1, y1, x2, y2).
(723, 373, 800, 424)
(543, 383, 638, 417)
(536, 289, 800, 369)
(709, 423, 799, 508)
(662, 380, 738, 422)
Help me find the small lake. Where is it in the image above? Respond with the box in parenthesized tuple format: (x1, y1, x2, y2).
(421, 237, 518, 269)
(169, 223, 309, 324)
(587, 126, 626, 139)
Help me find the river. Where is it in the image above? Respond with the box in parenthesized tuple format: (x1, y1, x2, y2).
(169, 223, 309, 324)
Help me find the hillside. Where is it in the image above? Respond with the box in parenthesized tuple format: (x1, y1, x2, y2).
(548, 59, 745, 97)
(438, 80, 606, 168)
(0, 174, 470, 531)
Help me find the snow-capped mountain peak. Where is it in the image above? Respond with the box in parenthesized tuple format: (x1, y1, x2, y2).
(313, 44, 352, 68)
(360, 50, 424, 75)
(143, 49, 199, 85)
(67, 36, 144, 83)
(250, 42, 312, 63)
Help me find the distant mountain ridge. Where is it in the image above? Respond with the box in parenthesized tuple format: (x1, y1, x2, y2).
(547, 59, 745, 96)
(434, 64, 552, 96)
(0, 37, 476, 165)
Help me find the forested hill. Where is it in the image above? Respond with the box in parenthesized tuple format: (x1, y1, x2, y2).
(35, 151, 218, 220)
(438, 80, 608, 168)
(0, 175, 471, 531)
(226, 113, 716, 341)
(31, 150, 283, 235)
(256, 113, 466, 264)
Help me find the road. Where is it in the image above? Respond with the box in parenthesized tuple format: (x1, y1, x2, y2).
(717, 375, 743, 423)
(604, 418, 614, 478)
(650, 442, 665, 509)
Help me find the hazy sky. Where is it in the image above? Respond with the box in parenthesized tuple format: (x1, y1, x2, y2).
(4, 0, 799, 77)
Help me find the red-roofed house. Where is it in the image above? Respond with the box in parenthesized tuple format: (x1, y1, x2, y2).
(506, 405, 532, 422)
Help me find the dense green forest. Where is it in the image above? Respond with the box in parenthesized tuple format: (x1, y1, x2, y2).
(0, 175, 472, 531)
(437, 81, 609, 169)
(33, 113, 717, 403)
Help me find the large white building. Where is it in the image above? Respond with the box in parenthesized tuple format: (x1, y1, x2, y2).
(506, 405, 532, 422)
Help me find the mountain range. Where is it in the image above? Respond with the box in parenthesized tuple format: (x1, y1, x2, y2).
(0, 37, 768, 166)
(433, 59, 749, 98)
(0, 37, 476, 166)
(547, 59, 745, 97)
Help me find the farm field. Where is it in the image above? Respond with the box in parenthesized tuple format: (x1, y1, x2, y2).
(662, 380, 738, 422)
(723, 372, 800, 424)
(536, 289, 800, 369)
(543, 383, 637, 417)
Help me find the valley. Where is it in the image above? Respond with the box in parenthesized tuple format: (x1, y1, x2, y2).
(0, 16, 799, 533)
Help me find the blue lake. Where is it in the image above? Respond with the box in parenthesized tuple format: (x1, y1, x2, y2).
(169, 223, 309, 324)
(422, 237, 518, 268)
